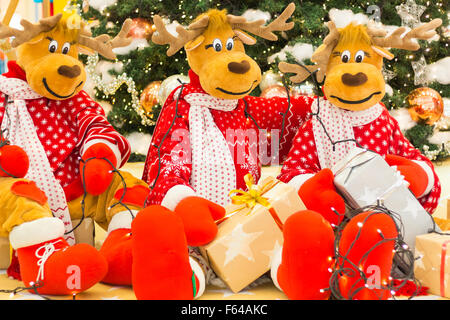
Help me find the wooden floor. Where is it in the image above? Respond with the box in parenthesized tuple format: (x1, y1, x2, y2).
(0, 161, 448, 300)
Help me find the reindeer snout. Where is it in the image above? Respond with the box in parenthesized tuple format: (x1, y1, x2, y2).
(341, 72, 368, 87)
(228, 60, 251, 74)
(57, 65, 81, 79)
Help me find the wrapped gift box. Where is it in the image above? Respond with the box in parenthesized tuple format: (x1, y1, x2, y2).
(200, 177, 306, 293)
(72, 218, 95, 247)
(0, 237, 10, 270)
(415, 233, 450, 298)
(331, 147, 435, 251)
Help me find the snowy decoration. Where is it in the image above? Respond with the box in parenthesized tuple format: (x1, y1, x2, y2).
(425, 57, 450, 85)
(328, 8, 369, 28)
(389, 108, 417, 132)
(268, 43, 314, 64)
(113, 38, 149, 55)
(125, 132, 152, 155)
(429, 130, 450, 145)
(95, 60, 124, 84)
(385, 84, 394, 96)
(88, 0, 118, 13)
(242, 9, 271, 23)
(98, 101, 113, 115)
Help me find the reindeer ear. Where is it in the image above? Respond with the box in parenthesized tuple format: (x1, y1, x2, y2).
(372, 45, 394, 60)
(185, 35, 205, 51)
(234, 29, 256, 45)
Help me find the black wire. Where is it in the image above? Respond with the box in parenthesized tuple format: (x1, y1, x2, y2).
(144, 80, 186, 207)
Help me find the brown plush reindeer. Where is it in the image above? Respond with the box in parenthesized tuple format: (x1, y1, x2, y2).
(0, 11, 151, 294)
(272, 19, 442, 299)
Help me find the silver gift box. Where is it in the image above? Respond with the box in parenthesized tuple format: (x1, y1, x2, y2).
(331, 147, 435, 251)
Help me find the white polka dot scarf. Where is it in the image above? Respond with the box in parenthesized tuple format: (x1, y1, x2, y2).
(183, 92, 238, 206)
(311, 98, 384, 169)
(0, 76, 75, 245)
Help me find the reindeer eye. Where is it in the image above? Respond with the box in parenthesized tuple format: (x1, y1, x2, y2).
(61, 42, 71, 55)
(48, 40, 58, 53)
(341, 50, 350, 63)
(212, 38, 223, 52)
(355, 50, 365, 63)
(226, 38, 234, 51)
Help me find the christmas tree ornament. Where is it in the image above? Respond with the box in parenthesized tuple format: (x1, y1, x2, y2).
(407, 87, 444, 125)
(128, 18, 155, 40)
(260, 85, 288, 98)
(259, 70, 283, 92)
(396, 0, 426, 28)
(140, 81, 161, 114)
(411, 55, 430, 86)
(157, 74, 189, 105)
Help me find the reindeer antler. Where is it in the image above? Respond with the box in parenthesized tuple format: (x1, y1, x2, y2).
(369, 18, 442, 51)
(310, 21, 340, 82)
(228, 2, 295, 41)
(278, 62, 319, 84)
(151, 15, 209, 56)
(0, 13, 62, 47)
(78, 18, 133, 60)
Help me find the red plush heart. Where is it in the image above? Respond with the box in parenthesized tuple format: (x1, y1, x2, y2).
(337, 211, 398, 300)
(11, 180, 47, 205)
(277, 210, 335, 300)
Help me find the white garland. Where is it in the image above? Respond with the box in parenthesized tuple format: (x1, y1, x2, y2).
(85, 53, 155, 126)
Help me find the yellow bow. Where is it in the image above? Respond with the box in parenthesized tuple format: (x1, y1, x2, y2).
(229, 174, 273, 209)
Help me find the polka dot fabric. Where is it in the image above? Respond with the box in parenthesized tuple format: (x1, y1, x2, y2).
(278, 102, 441, 214)
(143, 70, 313, 205)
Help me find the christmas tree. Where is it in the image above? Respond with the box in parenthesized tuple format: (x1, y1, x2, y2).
(74, 0, 449, 161)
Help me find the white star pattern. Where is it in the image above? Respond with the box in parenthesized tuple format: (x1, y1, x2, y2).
(220, 223, 264, 266)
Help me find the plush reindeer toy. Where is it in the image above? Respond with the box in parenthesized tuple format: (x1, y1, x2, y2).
(131, 3, 329, 299)
(269, 20, 442, 299)
(0, 12, 151, 294)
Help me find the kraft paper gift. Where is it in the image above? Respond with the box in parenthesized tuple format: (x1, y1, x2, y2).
(331, 147, 435, 252)
(415, 233, 450, 298)
(200, 175, 305, 293)
(0, 237, 10, 270)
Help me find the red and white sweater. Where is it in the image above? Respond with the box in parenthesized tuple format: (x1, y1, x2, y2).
(143, 70, 313, 207)
(278, 97, 441, 214)
(0, 61, 130, 202)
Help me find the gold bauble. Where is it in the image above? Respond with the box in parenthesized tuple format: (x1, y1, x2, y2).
(127, 18, 155, 40)
(140, 81, 162, 114)
(407, 87, 444, 125)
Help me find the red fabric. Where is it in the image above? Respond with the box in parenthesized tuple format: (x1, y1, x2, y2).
(17, 237, 107, 295)
(278, 107, 441, 214)
(99, 228, 133, 286)
(11, 180, 48, 205)
(277, 210, 335, 300)
(0, 62, 131, 199)
(384, 154, 429, 198)
(174, 196, 225, 246)
(7, 250, 21, 281)
(392, 279, 429, 297)
(0, 144, 29, 178)
(131, 205, 195, 300)
(81, 143, 117, 196)
(143, 70, 313, 205)
(338, 212, 398, 300)
(298, 168, 346, 225)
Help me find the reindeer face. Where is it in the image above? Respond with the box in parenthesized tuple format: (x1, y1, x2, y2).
(323, 36, 385, 111)
(16, 29, 86, 100)
(186, 23, 262, 100)
(152, 4, 296, 100)
(0, 12, 132, 101)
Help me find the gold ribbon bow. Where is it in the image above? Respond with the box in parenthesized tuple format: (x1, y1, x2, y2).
(229, 174, 275, 209)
